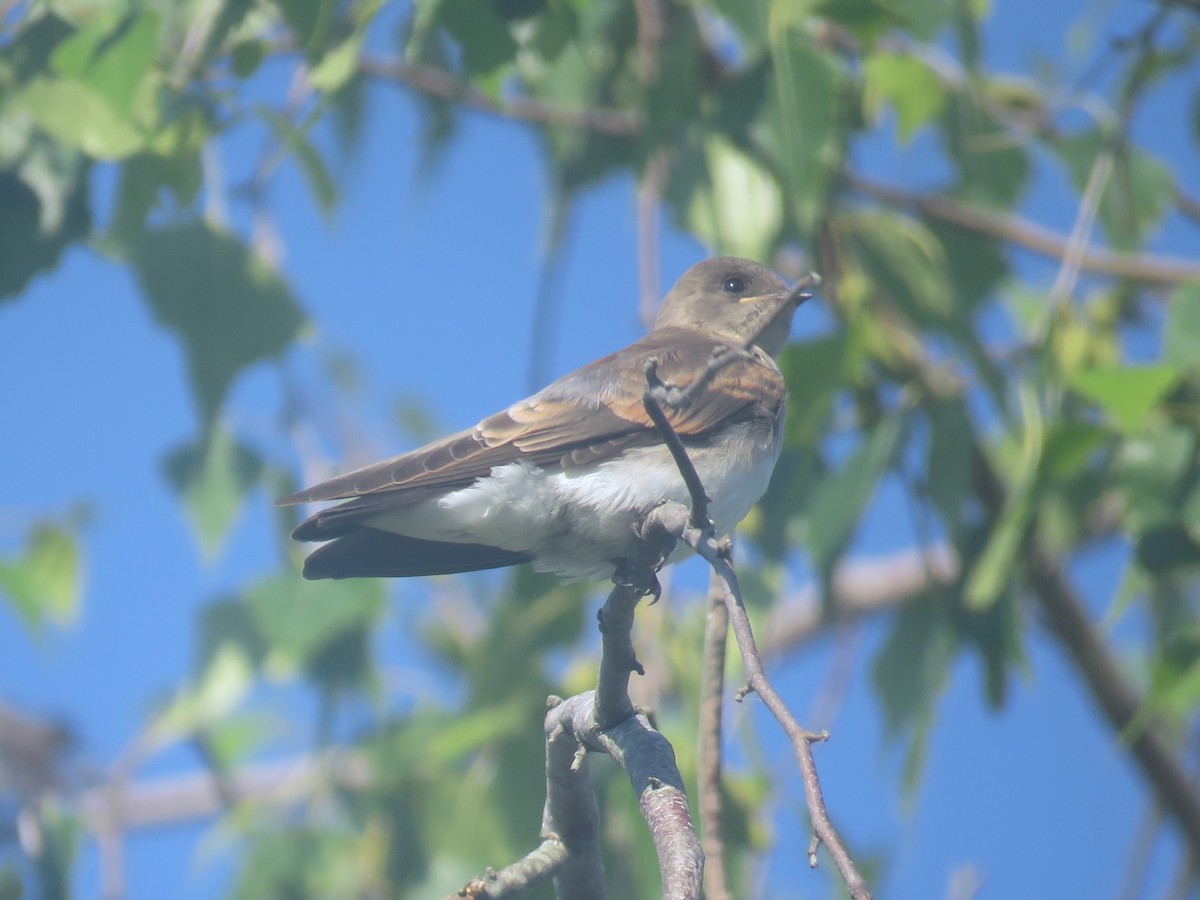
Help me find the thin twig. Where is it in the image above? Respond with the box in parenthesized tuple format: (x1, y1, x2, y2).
(697, 568, 733, 900)
(641, 502, 870, 899)
(691, 530, 870, 899)
(358, 55, 640, 136)
(1047, 147, 1114, 312)
(452, 838, 570, 899)
(643, 357, 713, 530)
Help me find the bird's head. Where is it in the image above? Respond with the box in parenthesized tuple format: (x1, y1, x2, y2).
(654, 257, 802, 357)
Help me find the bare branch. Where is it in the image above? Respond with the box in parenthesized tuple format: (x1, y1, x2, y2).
(847, 172, 1200, 288)
(697, 569, 732, 900)
(763, 545, 960, 656)
(87, 753, 368, 830)
(452, 839, 570, 900)
(684, 521, 870, 899)
(357, 56, 640, 136)
(550, 692, 703, 900)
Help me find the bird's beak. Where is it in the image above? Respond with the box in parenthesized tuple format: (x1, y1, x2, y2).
(738, 291, 784, 305)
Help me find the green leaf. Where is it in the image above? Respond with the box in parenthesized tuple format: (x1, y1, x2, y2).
(230, 39, 266, 79)
(702, 0, 770, 59)
(796, 413, 905, 573)
(0, 164, 91, 302)
(862, 53, 946, 143)
(308, 33, 363, 94)
(259, 109, 339, 216)
(14, 78, 147, 159)
(196, 0, 256, 75)
(815, 0, 899, 40)
(31, 806, 80, 900)
(1039, 421, 1110, 480)
(1135, 525, 1200, 574)
(965, 383, 1043, 610)
(779, 329, 866, 444)
(0, 524, 83, 629)
(245, 573, 384, 672)
(274, 0, 333, 55)
(925, 397, 974, 530)
(1069, 364, 1177, 433)
(109, 150, 203, 240)
(1055, 129, 1175, 250)
(435, 0, 518, 78)
(893, 0, 954, 39)
(941, 91, 1029, 208)
(153, 643, 255, 740)
(163, 428, 264, 561)
(955, 591, 1024, 710)
(198, 599, 269, 676)
(2, 12, 75, 83)
(50, 11, 160, 116)
(750, 445, 824, 561)
(1116, 424, 1196, 532)
(847, 209, 954, 322)
(687, 136, 783, 262)
(130, 223, 306, 426)
(1165, 281, 1200, 370)
(767, 20, 841, 236)
(871, 595, 957, 790)
(924, 218, 1007, 313)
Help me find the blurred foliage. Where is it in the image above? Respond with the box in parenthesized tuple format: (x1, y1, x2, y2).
(2, 0, 1200, 896)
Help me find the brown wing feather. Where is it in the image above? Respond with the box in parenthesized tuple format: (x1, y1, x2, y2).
(280, 328, 785, 517)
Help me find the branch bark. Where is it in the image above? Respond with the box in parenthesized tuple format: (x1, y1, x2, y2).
(697, 569, 732, 900)
(846, 172, 1200, 288)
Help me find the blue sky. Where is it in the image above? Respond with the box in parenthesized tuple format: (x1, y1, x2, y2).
(2, 0, 1198, 896)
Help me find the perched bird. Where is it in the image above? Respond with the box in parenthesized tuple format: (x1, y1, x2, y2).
(281, 257, 807, 582)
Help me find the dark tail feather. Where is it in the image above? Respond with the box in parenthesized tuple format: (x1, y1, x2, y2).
(302, 528, 533, 579)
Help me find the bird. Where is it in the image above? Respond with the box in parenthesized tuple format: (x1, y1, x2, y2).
(280, 256, 808, 582)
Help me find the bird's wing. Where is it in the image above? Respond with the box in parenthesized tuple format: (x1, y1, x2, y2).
(280, 328, 785, 526)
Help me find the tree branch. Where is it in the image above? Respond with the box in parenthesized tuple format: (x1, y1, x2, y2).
(546, 691, 703, 900)
(762, 545, 959, 656)
(453, 839, 571, 900)
(971, 452, 1200, 860)
(846, 172, 1200, 287)
(357, 55, 1200, 288)
(697, 568, 732, 900)
(357, 56, 640, 136)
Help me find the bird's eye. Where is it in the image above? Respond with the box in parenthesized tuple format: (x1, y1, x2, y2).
(722, 275, 746, 294)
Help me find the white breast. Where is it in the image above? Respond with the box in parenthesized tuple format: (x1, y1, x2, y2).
(366, 417, 784, 581)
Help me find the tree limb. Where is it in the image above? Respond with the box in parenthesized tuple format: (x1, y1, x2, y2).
(357, 56, 1200, 289)
(697, 569, 732, 900)
(972, 451, 1200, 861)
(846, 172, 1200, 288)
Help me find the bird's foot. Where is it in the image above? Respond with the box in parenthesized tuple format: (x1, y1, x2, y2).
(611, 558, 663, 602)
